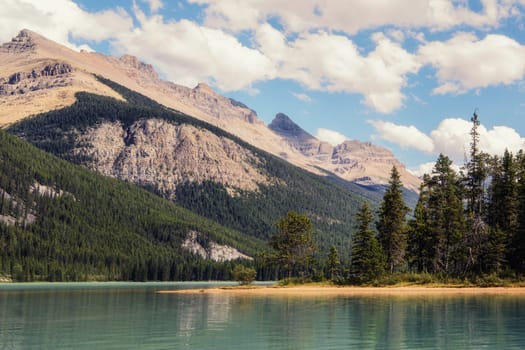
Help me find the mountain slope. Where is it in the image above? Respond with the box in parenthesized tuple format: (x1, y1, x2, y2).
(0, 29, 420, 192)
(9, 78, 370, 253)
(0, 129, 262, 282)
(269, 113, 420, 191)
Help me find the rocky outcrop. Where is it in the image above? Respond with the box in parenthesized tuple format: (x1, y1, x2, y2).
(0, 62, 73, 95)
(165, 82, 261, 124)
(71, 119, 268, 197)
(0, 29, 36, 53)
(181, 231, 252, 262)
(119, 54, 159, 81)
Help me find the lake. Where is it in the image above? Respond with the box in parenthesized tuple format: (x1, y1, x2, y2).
(1, 282, 525, 349)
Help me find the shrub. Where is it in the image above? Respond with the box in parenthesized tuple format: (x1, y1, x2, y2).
(232, 265, 256, 285)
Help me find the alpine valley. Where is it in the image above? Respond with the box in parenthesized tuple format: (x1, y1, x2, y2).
(0, 29, 421, 281)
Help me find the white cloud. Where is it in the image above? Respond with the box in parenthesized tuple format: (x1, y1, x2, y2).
(142, 0, 163, 13)
(419, 32, 525, 94)
(368, 120, 434, 152)
(430, 118, 472, 160)
(291, 92, 312, 102)
(431, 118, 525, 160)
(316, 128, 348, 146)
(0, 0, 133, 50)
(189, 0, 516, 34)
(371, 117, 525, 163)
(112, 5, 275, 91)
(256, 26, 420, 113)
(409, 162, 436, 177)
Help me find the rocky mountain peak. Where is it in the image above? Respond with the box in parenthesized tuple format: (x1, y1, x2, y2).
(0, 29, 37, 53)
(119, 54, 158, 80)
(193, 82, 215, 94)
(269, 113, 314, 140)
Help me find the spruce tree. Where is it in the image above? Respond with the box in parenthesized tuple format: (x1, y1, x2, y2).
(377, 166, 409, 273)
(462, 111, 489, 275)
(350, 202, 385, 284)
(269, 211, 317, 278)
(429, 154, 465, 274)
(407, 180, 432, 273)
(408, 155, 464, 276)
(486, 150, 517, 272)
(325, 245, 341, 281)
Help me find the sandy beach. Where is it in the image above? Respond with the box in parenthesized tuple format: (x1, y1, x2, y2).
(159, 285, 525, 296)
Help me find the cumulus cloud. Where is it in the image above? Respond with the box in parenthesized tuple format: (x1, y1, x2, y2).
(419, 33, 525, 94)
(112, 5, 275, 91)
(0, 0, 133, 50)
(316, 128, 348, 146)
(368, 120, 434, 152)
(256, 26, 420, 113)
(409, 162, 437, 177)
(371, 117, 525, 162)
(189, 0, 514, 34)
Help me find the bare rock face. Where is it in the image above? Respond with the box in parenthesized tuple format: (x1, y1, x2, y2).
(0, 62, 73, 96)
(119, 54, 159, 81)
(181, 231, 252, 262)
(165, 82, 261, 124)
(0, 30, 36, 53)
(71, 119, 268, 197)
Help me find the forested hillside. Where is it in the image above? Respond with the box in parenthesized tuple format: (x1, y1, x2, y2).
(0, 129, 263, 282)
(9, 77, 373, 253)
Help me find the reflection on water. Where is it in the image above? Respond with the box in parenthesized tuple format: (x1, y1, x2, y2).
(1, 283, 525, 349)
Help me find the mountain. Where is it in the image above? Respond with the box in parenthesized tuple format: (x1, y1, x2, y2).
(0, 129, 262, 282)
(8, 77, 370, 256)
(0, 29, 420, 192)
(269, 113, 421, 191)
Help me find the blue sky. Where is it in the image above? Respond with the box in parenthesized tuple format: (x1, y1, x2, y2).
(2, 0, 525, 174)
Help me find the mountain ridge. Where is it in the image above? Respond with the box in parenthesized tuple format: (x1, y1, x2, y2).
(0, 29, 420, 192)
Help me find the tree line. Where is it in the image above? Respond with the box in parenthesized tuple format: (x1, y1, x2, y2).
(269, 112, 525, 284)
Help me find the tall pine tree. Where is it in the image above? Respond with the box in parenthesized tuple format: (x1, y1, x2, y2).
(407, 180, 432, 273)
(463, 111, 489, 274)
(377, 166, 409, 273)
(350, 202, 385, 284)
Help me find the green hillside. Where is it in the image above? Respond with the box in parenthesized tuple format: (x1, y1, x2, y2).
(9, 77, 374, 254)
(0, 130, 263, 282)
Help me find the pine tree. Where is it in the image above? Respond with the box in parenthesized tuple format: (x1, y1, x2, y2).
(486, 150, 517, 272)
(269, 212, 317, 278)
(377, 166, 409, 273)
(407, 180, 432, 273)
(487, 150, 518, 233)
(429, 154, 465, 274)
(408, 155, 465, 276)
(462, 111, 489, 275)
(350, 202, 385, 284)
(325, 245, 341, 281)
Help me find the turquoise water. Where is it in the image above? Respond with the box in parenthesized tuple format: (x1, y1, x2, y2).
(1, 283, 525, 349)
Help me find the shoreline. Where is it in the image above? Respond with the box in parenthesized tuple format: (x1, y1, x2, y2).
(159, 285, 525, 296)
